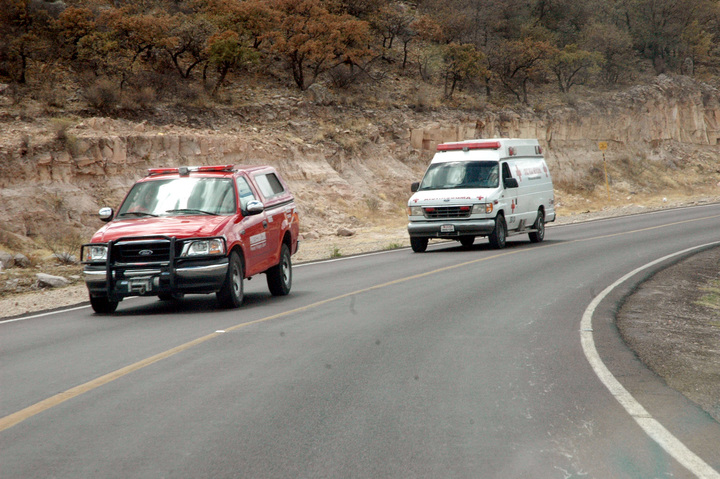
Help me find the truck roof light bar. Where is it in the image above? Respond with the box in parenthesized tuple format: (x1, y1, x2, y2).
(147, 165, 235, 176)
(436, 141, 502, 152)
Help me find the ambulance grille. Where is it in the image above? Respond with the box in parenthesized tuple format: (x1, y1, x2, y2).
(424, 206, 471, 219)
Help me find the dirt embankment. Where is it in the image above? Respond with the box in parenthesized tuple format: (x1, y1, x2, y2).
(617, 245, 720, 423)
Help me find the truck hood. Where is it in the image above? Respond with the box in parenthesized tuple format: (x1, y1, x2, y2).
(408, 188, 496, 205)
(90, 216, 233, 243)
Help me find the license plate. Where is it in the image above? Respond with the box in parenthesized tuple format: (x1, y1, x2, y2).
(440, 224, 455, 233)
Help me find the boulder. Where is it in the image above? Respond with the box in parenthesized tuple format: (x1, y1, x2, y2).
(336, 227, 355, 237)
(36, 273, 70, 288)
(13, 253, 30, 268)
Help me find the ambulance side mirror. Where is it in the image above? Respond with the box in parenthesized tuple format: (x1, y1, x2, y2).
(503, 178, 519, 189)
(411, 182, 420, 192)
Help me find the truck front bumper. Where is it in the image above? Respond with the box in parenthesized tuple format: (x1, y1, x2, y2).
(84, 258, 228, 300)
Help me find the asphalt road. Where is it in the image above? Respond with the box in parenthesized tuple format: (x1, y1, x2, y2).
(2, 205, 720, 478)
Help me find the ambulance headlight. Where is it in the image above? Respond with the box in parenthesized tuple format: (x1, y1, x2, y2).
(472, 203, 493, 214)
(181, 238, 225, 257)
(408, 206, 424, 216)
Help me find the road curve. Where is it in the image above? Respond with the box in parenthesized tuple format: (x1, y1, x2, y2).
(2, 204, 720, 478)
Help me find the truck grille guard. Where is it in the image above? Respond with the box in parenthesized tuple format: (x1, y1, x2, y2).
(104, 235, 178, 299)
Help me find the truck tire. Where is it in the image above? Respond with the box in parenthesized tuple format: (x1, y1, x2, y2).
(488, 214, 507, 249)
(267, 243, 292, 296)
(90, 295, 119, 314)
(529, 209, 545, 243)
(217, 251, 244, 308)
(410, 237, 428, 253)
(158, 292, 183, 301)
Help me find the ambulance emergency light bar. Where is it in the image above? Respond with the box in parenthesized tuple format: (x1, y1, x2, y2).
(436, 140, 502, 152)
(436, 140, 542, 156)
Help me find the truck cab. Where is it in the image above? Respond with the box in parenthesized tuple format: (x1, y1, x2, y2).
(407, 139, 555, 252)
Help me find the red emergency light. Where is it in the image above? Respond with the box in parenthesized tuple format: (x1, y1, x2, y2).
(436, 141, 501, 152)
(147, 165, 235, 176)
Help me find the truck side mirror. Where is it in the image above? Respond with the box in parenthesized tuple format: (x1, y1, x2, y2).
(245, 200, 265, 216)
(411, 182, 420, 192)
(503, 177, 519, 189)
(98, 207, 114, 222)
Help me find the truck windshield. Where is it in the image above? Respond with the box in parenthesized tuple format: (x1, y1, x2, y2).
(418, 161, 499, 191)
(117, 178, 236, 217)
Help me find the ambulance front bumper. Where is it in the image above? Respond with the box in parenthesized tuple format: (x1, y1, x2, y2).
(408, 219, 496, 238)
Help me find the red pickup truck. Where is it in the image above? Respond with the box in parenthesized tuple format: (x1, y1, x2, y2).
(81, 165, 300, 314)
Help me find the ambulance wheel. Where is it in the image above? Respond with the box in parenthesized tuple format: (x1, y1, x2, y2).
(267, 243, 292, 296)
(488, 214, 507, 249)
(90, 294, 118, 314)
(217, 251, 244, 308)
(410, 237, 428, 253)
(529, 210, 545, 243)
(460, 236, 475, 248)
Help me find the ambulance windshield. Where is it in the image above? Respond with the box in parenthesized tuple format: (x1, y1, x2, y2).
(418, 161, 499, 191)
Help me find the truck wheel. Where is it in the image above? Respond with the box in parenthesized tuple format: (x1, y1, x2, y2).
(158, 292, 183, 301)
(267, 244, 292, 296)
(217, 251, 244, 308)
(410, 237, 428, 253)
(460, 236, 475, 248)
(90, 294, 118, 314)
(488, 214, 507, 249)
(529, 210, 545, 243)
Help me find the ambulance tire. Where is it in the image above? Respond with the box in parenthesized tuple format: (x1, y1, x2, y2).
(529, 209, 545, 243)
(460, 236, 475, 248)
(410, 237, 428, 253)
(217, 251, 244, 308)
(488, 214, 507, 249)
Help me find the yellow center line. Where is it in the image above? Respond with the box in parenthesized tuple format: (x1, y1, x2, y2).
(2, 211, 719, 432)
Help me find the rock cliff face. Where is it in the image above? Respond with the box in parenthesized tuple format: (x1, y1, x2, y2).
(0, 75, 718, 247)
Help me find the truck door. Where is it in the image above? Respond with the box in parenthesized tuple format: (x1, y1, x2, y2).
(234, 176, 270, 276)
(253, 172, 288, 266)
(501, 162, 519, 228)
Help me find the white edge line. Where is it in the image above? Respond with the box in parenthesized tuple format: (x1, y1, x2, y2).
(581, 241, 720, 478)
(0, 305, 91, 324)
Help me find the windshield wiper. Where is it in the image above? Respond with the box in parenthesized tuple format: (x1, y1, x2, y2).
(165, 209, 218, 216)
(118, 211, 158, 217)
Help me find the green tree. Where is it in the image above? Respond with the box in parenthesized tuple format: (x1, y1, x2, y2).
(581, 22, 637, 85)
(549, 43, 602, 92)
(441, 42, 487, 98)
(488, 30, 554, 104)
(161, 13, 216, 79)
(207, 30, 259, 94)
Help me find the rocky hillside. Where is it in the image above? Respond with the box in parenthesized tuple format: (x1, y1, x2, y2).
(0, 74, 718, 260)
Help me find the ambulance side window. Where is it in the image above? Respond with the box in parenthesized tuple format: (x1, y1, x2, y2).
(501, 162, 516, 189)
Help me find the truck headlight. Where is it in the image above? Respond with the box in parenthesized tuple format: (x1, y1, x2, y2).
(408, 206, 424, 216)
(472, 203, 493, 214)
(181, 239, 225, 257)
(83, 245, 108, 262)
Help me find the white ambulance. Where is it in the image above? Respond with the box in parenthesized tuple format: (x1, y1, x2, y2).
(407, 138, 555, 252)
